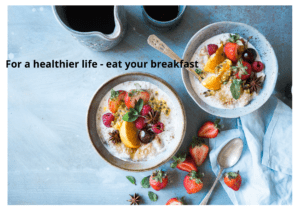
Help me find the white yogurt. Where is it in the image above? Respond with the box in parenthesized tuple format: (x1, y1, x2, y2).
(96, 81, 178, 162)
(189, 33, 265, 109)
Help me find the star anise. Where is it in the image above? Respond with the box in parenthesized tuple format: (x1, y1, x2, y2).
(145, 110, 160, 125)
(127, 193, 140, 205)
(108, 130, 121, 144)
(247, 74, 263, 93)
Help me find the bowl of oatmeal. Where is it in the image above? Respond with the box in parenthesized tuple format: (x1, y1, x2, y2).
(182, 22, 278, 118)
(87, 72, 186, 172)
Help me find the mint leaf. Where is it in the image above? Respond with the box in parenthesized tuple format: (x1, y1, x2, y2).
(230, 79, 242, 100)
(135, 99, 144, 113)
(126, 176, 136, 185)
(148, 191, 158, 202)
(195, 68, 203, 75)
(141, 176, 150, 188)
(122, 108, 139, 122)
(110, 89, 119, 99)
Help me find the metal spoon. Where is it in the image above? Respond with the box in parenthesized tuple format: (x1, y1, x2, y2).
(147, 34, 201, 80)
(200, 138, 244, 205)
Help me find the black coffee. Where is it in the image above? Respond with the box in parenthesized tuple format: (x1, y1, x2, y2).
(57, 6, 115, 34)
(144, 6, 179, 22)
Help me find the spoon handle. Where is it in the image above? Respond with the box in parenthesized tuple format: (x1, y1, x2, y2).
(200, 167, 224, 205)
(147, 34, 200, 79)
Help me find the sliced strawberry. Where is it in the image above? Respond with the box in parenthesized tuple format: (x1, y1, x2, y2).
(108, 89, 127, 113)
(224, 42, 240, 63)
(171, 154, 197, 172)
(198, 119, 221, 138)
(166, 197, 185, 205)
(189, 137, 209, 167)
(124, 89, 150, 109)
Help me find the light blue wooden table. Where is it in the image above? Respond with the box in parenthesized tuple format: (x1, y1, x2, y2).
(8, 5, 292, 205)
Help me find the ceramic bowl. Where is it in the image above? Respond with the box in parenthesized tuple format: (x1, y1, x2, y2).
(87, 72, 186, 172)
(181, 21, 278, 118)
(142, 6, 186, 30)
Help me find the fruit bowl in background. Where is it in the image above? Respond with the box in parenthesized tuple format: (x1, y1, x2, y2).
(181, 21, 278, 118)
(87, 73, 186, 172)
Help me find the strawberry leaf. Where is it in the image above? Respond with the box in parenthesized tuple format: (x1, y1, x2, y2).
(191, 136, 205, 148)
(126, 176, 136, 185)
(148, 191, 158, 202)
(170, 162, 178, 168)
(141, 176, 150, 188)
(171, 154, 186, 168)
(189, 170, 203, 184)
(226, 172, 238, 180)
(227, 33, 240, 43)
(152, 170, 165, 183)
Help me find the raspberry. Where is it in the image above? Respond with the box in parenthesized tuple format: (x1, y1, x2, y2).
(135, 117, 146, 130)
(252, 61, 264, 72)
(102, 113, 115, 127)
(152, 122, 164, 134)
(207, 44, 218, 56)
(141, 105, 152, 116)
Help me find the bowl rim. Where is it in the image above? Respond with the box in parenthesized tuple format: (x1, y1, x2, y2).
(181, 21, 278, 118)
(87, 72, 187, 172)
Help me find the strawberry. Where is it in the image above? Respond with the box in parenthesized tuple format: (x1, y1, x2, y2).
(189, 137, 209, 167)
(135, 117, 146, 130)
(224, 33, 246, 63)
(171, 154, 197, 172)
(108, 89, 127, 113)
(233, 60, 252, 80)
(124, 89, 150, 109)
(224, 171, 242, 191)
(224, 42, 240, 63)
(149, 170, 168, 191)
(183, 170, 204, 194)
(252, 61, 264, 72)
(207, 44, 218, 56)
(166, 197, 185, 205)
(198, 119, 221, 138)
(102, 113, 115, 127)
(152, 122, 164, 134)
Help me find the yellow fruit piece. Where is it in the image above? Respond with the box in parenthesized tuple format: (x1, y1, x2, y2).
(202, 59, 232, 90)
(203, 43, 226, 73)
(216, 59, 232, 75)
(120, 121, 140, 148)
(202, 75, 222, 90)
(113, 121, 123, 131)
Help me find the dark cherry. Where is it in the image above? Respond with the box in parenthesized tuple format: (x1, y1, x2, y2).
(138, 129, 155, 144)
(242, 48, 257, 64)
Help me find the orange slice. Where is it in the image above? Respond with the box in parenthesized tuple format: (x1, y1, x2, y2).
(202, 59, 232, 90)
(203, 43, 226, 73)
(120, 121, 140, 148)
(202, 75, 222, 90)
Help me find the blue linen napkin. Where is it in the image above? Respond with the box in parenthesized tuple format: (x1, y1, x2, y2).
(208, 96, 292, 205)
